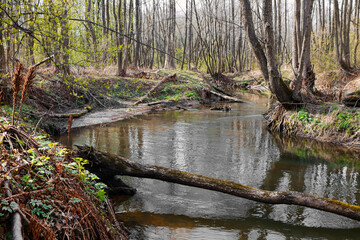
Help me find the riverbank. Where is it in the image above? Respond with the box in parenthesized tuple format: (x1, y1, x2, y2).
(236, 69, 360, 151)
(0, 67, 244, 238)
(265, 102, 360, 150)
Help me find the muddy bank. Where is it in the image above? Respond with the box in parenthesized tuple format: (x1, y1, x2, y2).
(46, 86, 246, 134)
(70, 100, 201, 129)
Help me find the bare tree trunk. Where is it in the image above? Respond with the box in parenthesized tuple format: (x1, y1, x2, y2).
(292, 0, 315, 101)
(292, 0, 301, 74)
(262, 0, 293, 105)
(134, 0, 141, 67)
(86, 0, 97, 64)
(164, 0, 176, 69)
(277, 0, 282, 56)
(77, 146, 360, 222)
(231, 0, 236, 72)
(149, 0, 156, 69)
(121, 0, 131, 76)
(354, 0, 360, 66)
(0, 0, 6, 74)
(188, 0, 193, 70)
(181, 0, 189, 70)
(273, 0, 278, 55)
(301, 0, 315, 90)
(116, 0, 125, 76)
(60, 0, 70, 76)
(240, 0, 269, 82)
(25, 3, 35, 66)
(334, 0, 353, 71)
(240, 0, 294, 106)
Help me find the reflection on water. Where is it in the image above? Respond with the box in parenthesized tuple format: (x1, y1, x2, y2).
(57, 95, 360, 239)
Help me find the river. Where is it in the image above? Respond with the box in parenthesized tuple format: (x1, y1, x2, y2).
(57, 94, 360, 239)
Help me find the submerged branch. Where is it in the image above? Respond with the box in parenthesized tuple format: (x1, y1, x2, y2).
(77, 146, 360, 222)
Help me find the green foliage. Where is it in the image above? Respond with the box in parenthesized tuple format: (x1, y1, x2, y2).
(29, 199, 53, 218)
(184, 90, 201, 100)
(95, 189, 107, 202)
(69, 198, 82, 204)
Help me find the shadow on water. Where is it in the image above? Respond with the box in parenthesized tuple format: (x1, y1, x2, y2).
(116, 211, 360, 240)
(271, 132, 360, 168)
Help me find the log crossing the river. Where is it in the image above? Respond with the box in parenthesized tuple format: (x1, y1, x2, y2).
(77, 146, 360, 222)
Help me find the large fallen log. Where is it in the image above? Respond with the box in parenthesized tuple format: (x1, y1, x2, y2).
(77, 146, 360, 221)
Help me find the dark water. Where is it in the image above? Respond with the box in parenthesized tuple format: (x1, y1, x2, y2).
(57, 95, 360, 239)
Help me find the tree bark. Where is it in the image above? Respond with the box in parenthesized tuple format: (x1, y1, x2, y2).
(86, 0, 97, 64)
(240, 0, 294, 106)
(149, 0, 156, 69)
(292, 0, 315, 101)
(77, 146, 360, 222)
(188, 0, 193, 70)
(180, 0, 189, 70)
(334, 0, 352, 71)
(60, 0, 70, 76)
(239, 0, 269, 82)
(116, 0, 124, 76)
(134, 0, 141, 67)
(120, 0, 131, 76)
(292, 0, 301, 75)
(164, 0, 176, 69)
(0, 0, 6, 74)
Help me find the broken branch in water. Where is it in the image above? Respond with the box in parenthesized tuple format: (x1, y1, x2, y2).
(77, 145, 360, 222)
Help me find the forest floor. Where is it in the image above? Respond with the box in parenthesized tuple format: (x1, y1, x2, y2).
(1, 66, 360, 238)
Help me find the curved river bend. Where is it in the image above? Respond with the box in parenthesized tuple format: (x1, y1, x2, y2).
(57, 95, 360, 240)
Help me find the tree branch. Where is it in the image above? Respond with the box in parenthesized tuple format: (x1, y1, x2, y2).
(69, 18, 181, 62)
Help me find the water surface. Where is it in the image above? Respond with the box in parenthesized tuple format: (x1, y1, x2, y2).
(57, 95, 360, 239)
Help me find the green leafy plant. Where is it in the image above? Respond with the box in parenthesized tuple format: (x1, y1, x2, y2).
(29, 199, 53, 218)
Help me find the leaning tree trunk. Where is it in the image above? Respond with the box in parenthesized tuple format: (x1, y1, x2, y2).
(77, 146, 360, 222)
(292, 0, 315, 101)
(262, 0, 293, 105)
(240, 0, 294, 106)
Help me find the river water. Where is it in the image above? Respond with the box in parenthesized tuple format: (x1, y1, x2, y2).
(57, 94, 360, 239)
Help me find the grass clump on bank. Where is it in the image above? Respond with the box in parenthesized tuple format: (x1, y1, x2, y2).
(266, 103, 360, 149)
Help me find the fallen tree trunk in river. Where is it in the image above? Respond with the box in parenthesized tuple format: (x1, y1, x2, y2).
(77, 146, 360, 221)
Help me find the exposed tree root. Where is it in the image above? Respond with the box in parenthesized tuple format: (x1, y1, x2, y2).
(77, 146, 360, 222)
